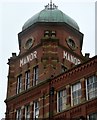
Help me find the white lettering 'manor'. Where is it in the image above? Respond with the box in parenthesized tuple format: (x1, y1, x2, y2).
(63, 51, 81, 65)
(20, 51, 37, 67)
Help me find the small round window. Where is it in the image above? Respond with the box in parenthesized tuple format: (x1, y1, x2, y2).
(25, 37, 34, 49)
(66, 37, 76, 50)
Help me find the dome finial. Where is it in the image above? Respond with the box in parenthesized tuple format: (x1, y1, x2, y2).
(45, 0, 58, 10)
(50, 0, 53, 9)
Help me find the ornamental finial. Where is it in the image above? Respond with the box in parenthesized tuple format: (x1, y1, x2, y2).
(45, 0, 58, 10)
(50, 0, 53, 9)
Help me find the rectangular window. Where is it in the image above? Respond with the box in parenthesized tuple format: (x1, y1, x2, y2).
(34, 101, 39, 119)
(57, 89, 67, 112)
(25, 105, 30, 119)
(25, 71, 30, 90)
(88, 112, 97, 120)
(33, 66, 38, 86)
(72, 82, 81, 106)
(16, 108, 21, 120)
(17, 75, 22, 94)
(86, 75, 97, 100)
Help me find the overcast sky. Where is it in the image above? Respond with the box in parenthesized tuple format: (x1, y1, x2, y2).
(0, 0, 96, 118)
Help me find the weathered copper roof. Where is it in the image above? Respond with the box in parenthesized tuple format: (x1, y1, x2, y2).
(22, 4, 79, 31)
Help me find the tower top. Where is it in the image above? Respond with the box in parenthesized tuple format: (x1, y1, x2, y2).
(22, 0, 79, 31)
(45, 0, 58, 10)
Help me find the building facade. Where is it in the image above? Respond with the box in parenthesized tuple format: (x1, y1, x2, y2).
(5, 2, 97, 120)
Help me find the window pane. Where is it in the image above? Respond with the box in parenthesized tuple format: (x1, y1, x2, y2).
(95, 90, 97, 97)
(73, 98, 77, 105)
(58, 89, 67, 112)
(89, 112, 97, 120)
(25, 71, 30, 90)
(34, 101, 39, 118)
(72, 82, 81, 106)
(87, 75, 97, 100)
(17, 75, 22, 94)
(16, 109, 21, 120)
(78, 89, 81, 96)
(25, 105, 30, 119)
(94, 82, 97, 88)
(33, 66, 38, 86)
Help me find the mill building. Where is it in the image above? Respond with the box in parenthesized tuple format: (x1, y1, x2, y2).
(5, 1, 97, 119)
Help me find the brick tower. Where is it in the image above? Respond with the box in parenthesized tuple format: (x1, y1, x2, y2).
(5, 1, 97, 119)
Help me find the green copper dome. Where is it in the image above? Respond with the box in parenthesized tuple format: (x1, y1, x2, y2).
(22, 4, 79, 31)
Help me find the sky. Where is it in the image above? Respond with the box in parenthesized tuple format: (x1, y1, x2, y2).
(96, 1, 97, 54)
(0, 0, 96, 119)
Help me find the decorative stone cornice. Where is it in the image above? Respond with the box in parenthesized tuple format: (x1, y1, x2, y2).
(51, 55, 97, 85)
